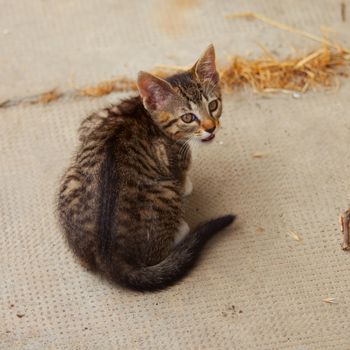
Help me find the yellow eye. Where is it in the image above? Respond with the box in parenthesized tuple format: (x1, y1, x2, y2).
(208, 100, 218, 112)
(181, 113, 197, 123)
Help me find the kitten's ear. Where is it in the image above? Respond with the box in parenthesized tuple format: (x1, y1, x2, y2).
(137, 71, 177, 112)
(193, 44, 219, 85)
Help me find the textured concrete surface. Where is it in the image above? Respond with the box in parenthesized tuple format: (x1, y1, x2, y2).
(1, 1, 350, 349)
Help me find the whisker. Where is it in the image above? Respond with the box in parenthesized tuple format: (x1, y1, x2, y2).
(178, 136, 194, 160)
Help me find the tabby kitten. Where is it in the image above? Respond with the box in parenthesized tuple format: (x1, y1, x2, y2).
(58, 45, 235, 291)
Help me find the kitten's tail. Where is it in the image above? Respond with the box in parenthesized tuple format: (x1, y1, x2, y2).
(105, 214, 235, 291)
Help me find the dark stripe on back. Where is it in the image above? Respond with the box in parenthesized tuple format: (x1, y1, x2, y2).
(97, 135, 119, 259)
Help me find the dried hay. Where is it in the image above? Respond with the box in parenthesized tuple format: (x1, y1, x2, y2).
(220, 12, 350, 92)
(220, 46, 350, 93)
(79, 78, 137, 97)
(33, 89, 61, 105)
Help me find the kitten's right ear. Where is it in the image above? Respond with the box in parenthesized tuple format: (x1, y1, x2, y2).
(137, 71, 176, 112)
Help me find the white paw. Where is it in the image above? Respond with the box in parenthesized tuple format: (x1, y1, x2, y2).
(174, 220, 190, 245)
(183, 176, 193, 197)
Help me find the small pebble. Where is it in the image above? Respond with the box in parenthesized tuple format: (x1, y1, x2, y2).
(219, 141, 224, 145)
(256, 226, 265, 234)
(292, 92, 301, 99)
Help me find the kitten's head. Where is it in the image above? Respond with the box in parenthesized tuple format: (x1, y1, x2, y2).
(137, 44, 222, 143)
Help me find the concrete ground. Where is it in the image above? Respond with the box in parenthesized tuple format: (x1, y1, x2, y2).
(1, 1, 350, 349)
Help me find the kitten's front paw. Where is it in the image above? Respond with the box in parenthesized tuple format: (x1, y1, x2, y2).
(182, 176, 193, 197)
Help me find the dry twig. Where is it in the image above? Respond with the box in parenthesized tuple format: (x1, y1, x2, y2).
(80, 81, 115, 97)
(225, 12, 350, 53)
(341, 2, 346, 22)
(252, 152, 269, 159)
(339, 209, 350, 250)
(36, 89, 61, 104)
(322, 298, 336, 304)
(288, 231, 303, 242)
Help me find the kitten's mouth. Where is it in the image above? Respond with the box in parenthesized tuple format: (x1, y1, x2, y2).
(201, 134, 215, 142)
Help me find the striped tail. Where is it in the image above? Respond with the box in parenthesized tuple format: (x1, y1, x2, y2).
(104, 215, 236, 291)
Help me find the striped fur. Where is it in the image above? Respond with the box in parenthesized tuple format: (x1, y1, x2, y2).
(57, 45, 235, 291)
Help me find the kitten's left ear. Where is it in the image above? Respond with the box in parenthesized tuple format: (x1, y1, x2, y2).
(193, 44, 219, 85)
